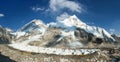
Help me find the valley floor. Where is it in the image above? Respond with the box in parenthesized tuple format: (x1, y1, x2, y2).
(0, 44, 120, 62)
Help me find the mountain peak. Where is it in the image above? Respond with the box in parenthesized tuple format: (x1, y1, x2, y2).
(31, 19, 44, 26)
(19, 19, 46, 32)
(48, 15, 115, 42)
(58, 15, 86, 27)
(70, 15, 78, 19)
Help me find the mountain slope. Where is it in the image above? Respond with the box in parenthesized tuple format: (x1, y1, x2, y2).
(11, 19, 47, 43)
(19, 19, 47, 32)
(9, 15, 116, 48)
(0, 26, 12, 44)
(48, 15, 115, 42)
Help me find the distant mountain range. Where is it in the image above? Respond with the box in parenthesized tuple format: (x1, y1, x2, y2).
(0, 15, 120, 48)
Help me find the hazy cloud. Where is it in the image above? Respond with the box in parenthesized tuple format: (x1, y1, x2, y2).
(109, 28, 115, 34)
(0, 13, 4, 17)
(86, 22, 94, 25)
(31, 0, 83, 22)
(49, 0, 82, 13)
(31, 6, 44, 12)
(56, 12, 70, 21)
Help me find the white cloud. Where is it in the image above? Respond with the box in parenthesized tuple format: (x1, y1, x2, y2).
(0, 13, 4, 17)
(49, 0, 82, 13)
(109, 29, 115, 34)
(56, 12, 71, 21)
(110, 29, 115, 32)
(86, 22, 94, 25)
(32, 7, 44, 12)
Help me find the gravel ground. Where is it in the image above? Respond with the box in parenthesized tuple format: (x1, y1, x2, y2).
(0, 44, 120, 62)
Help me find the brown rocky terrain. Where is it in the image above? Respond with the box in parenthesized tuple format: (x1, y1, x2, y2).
(0, 45, 120, 62)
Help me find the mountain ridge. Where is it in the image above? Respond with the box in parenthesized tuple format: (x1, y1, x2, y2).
(7, 15, 117, 49)
(0, 15, 119, 48)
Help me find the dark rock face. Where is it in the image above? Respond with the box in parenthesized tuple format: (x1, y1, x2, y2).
(43, 28, 62, 47)
(112, 34, 120, 42)
(75, 28, 89, 39)
(75, 28, 90, 41)
(0, 36, 10, 44)
(29, 27, 117, 48)
(0, 52, 16, 62)
(74, 28, 96, 44)
(95, 38, 103, 44)
(74, 28, 114, 44)
(0, 26, 12, 44)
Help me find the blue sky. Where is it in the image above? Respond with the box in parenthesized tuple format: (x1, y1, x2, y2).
(0, 0, 120, 34)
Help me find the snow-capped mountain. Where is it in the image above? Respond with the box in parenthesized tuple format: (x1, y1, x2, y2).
(1, 15, 119, 56)
(48, 15, 115, 42)
(19, 19, 47, 33)
(10, 15, 116, 48)
(12, 19, 47, 39)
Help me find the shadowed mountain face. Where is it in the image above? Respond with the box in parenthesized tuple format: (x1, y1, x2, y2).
(0, 52, 16, 62)
(112, 34, 120, 42)
(0, 26, 12, 44)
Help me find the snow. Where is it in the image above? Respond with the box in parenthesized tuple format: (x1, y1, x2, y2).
(102, 29, 116, 41)
(83, 25, 115, 41)
(85, 26, 104, 38)
(56, 30, 83, 48)
(5, 28, 12, 32)
(11, 32, 26, 39)
(57, 15, 86, 27)
(47, 22, 56, 27)
(20, 19, 43, 31)
(22, 36, 40, 45)
(8, 15, 115, 56)
(8, 27, 99, 55)
(18, 19, 46, 33)
(61, 30, 76, 40)
(68, 41, 83, 48)
(11, 19, 47, 39)
(28, 35, 41, 39)
(61, 31, 73, 36)
(48, 15, 115, 42)
(9, 44, 99, 55)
